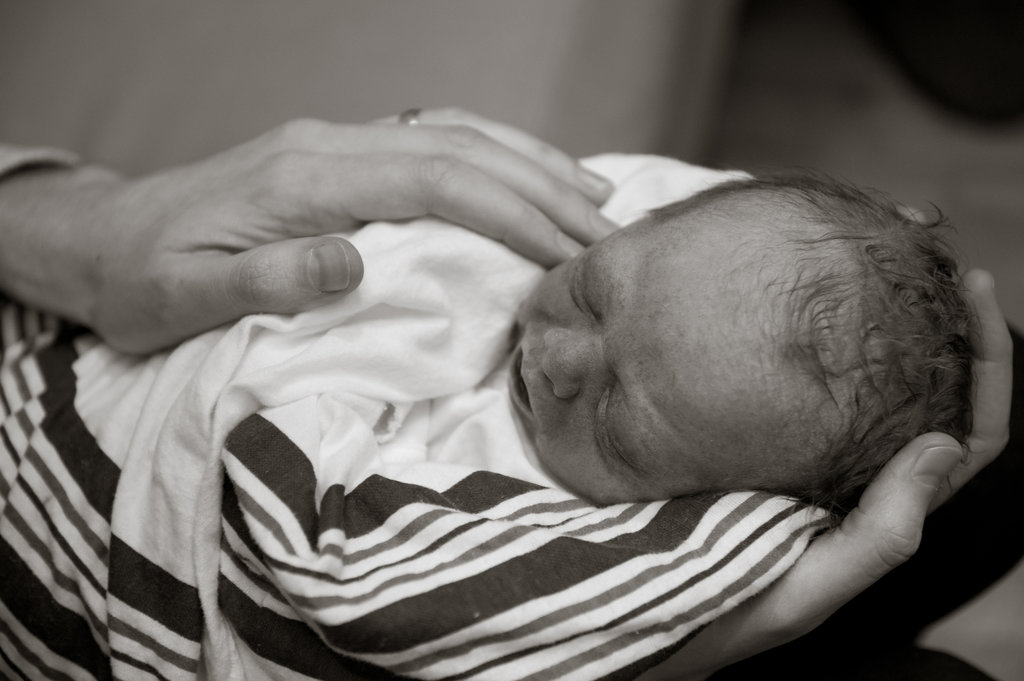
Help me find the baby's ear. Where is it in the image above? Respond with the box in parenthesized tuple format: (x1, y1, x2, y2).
(812, 321, 853, 379)
(783, 298, 864, 384)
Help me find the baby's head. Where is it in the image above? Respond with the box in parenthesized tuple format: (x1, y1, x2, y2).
(508, 174, 973, 517)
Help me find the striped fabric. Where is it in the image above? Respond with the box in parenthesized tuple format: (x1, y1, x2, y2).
(1, 299, 829, 680)
(0, 301, 203, 681)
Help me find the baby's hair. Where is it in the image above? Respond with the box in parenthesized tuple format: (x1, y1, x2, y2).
(654, 174, 974, 518)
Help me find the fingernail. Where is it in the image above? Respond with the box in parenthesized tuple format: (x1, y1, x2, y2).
(556, 231, 585, 259)
(912, 444, 963, 486)
(578, 166, 613, 197)
(307, 240, 352, 293)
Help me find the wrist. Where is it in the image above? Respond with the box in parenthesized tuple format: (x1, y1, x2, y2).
(0, 162, 123, 325)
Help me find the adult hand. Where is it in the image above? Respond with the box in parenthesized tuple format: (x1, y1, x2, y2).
(639, 269, 1012, 681)
(0, 108, 615, 353)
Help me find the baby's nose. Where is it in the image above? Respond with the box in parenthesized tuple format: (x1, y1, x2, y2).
(541, 329, 597, 400)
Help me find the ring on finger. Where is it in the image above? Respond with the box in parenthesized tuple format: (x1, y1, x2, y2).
(398, 108, 422, 126)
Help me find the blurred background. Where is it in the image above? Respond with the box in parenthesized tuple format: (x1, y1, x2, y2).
(1, 1, 1021, 678)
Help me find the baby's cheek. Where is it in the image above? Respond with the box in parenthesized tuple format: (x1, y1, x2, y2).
(532, 433, 564, 475)
(534, 437, 629, 505)
(533, 435, 586, 493)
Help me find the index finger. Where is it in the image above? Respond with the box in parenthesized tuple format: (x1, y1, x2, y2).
(942, 269, 1013, 499)
(291, 152, 584, 266)
(331, 123, 618, 246)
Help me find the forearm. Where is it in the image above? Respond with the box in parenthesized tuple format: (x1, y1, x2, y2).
(0, 161, 122, 326)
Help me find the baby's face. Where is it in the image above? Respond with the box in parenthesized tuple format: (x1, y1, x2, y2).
(509, 205, 820, 504)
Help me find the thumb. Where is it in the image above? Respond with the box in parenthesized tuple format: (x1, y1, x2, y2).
(835, 433, 963, 583)
(217, 236, 364, 313)
(769, 434, 963, 620)
(672, 433, 966, 669)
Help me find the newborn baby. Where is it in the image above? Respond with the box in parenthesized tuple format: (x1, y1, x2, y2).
(508, 173, 973, 515)
(76, 157, 971, 525)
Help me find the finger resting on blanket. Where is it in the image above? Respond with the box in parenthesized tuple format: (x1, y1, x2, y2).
(304, 153, 586, 266)
(307, 121, 617, 246)
(389, 123, 618, 245)
(417, 162, 588, 263)
(422, 108, 617, 207)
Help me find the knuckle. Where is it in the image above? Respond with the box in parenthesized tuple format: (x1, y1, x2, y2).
(875, 525, 921, 569)
(440, 124, 488, 151)
(233, 254, 281, 309)
(274, 118, 329, 148)
(967, 428, 1010, 462)
(433, 106, 469, 122)
(502, 203, 537, 245)
(412, 156, 460, 197)
(524, 135, 560, 164)
(538, 143, 577, 179)
(259, 150, 316, 195)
